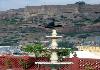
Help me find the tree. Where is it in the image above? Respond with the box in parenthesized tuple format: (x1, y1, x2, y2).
(57, 48, 72, 57)
(22, 44, 34, 53)
(57, 41, 74, 57)
(58, 41, 74, 48)
(22, 43, 44, 57)
(94, 17, 100, 23)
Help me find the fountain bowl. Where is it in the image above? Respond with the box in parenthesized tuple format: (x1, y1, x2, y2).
(35, 61, 73, 65)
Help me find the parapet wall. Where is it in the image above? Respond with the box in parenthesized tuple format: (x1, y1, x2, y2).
(0, 55, 100, 70)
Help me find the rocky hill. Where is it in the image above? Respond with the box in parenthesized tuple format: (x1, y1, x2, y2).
(0, 2, 100, 46)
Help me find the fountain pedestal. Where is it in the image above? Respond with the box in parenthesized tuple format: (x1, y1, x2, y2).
(35, 29, 73, 70)
(46, 30, 62, 62)
(50, 51, 58, 63)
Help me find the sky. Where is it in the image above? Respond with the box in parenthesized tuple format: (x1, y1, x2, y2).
(0, 0, 100, 11)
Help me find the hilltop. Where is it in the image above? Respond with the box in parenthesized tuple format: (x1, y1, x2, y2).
(0, 2, 100, 46)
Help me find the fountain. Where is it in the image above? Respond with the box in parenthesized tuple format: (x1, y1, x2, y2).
(35, 29, 73, 70)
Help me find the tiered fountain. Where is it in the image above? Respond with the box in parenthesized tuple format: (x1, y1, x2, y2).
(35, 29, 73, 70)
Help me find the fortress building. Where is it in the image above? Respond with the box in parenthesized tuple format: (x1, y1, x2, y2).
(23, 3, 100, 18)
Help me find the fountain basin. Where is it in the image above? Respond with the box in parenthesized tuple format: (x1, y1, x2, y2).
(46, 36, 62, 38)
(35, 62, 73, 65)
(35, 62, 73, 70)
(43, 48, 71, 51)
(43, 48, 71, 49)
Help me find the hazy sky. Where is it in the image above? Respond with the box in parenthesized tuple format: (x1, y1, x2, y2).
(0, 0, 100, 11)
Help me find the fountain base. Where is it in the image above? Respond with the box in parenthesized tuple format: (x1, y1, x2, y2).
(35, 62, 73, 70)
(35, 62, 73, 65)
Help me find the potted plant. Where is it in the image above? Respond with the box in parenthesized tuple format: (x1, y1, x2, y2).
(19, 58, 29, 70)
(19, 57, 35, 70)
(5, 59, 12, 70)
